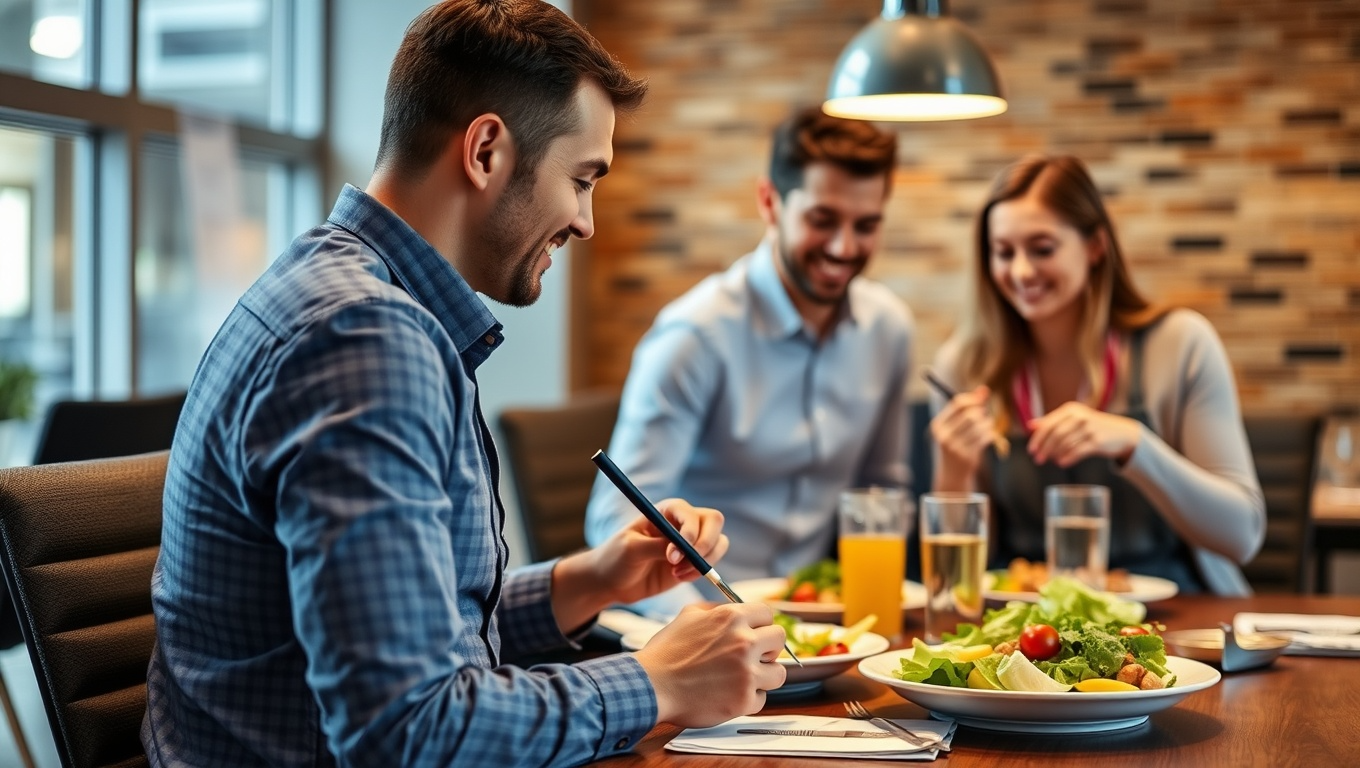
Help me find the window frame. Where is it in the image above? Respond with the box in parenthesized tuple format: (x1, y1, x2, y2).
(0, 0, 326, 398)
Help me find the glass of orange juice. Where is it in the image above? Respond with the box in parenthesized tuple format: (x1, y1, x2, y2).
(838, 487, 910, 642)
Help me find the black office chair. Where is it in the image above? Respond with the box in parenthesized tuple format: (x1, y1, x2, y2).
(32, 392, 186, 465)
(0, 451, 167, 768)
(497, 391, 622, 563)
(1241, 414, 1322, 593)
(0, 393, 183, 766)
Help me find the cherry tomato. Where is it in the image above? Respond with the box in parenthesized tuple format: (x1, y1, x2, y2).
(1018, 624, 1061, 661)
(817, 642, 850, 657)
(1119, 626, 1150, 636)
(789, 581, 818, 602)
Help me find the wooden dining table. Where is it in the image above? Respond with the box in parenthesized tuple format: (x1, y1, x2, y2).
(586, 593, 1360, 766)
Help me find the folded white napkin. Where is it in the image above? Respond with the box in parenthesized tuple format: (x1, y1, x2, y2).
(666, 715, 956, 761)
(1234, 613, 1360, 657)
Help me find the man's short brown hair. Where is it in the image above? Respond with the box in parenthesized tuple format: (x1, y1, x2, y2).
(768, 106, 897, 199)
(376, 0, 647, 181)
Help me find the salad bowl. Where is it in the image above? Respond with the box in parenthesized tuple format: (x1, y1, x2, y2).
(858, 652, 1220, 734)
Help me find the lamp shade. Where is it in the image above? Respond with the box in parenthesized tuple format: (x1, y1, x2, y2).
(824, 8, 1006, 122)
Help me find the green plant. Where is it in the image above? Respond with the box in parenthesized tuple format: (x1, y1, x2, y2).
(0, 359, 39, 421)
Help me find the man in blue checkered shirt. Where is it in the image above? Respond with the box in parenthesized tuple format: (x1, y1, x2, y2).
(141, 2, 786, 766)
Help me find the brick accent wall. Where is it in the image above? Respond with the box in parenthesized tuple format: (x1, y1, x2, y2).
(576, 0, 1360, 414)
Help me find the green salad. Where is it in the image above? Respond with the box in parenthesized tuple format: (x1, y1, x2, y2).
(893, 577, 1176, 692)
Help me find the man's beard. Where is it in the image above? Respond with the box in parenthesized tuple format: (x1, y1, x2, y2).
(479, 172, 564, 308)
(779, 241, 852, 306)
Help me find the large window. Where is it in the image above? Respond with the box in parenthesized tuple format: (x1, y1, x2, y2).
(0, 1, 324, 465)
(0, 125, 77, 465)
(0, 0, 91, 89)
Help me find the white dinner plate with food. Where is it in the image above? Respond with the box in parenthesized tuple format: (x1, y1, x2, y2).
(621, 621, 890, 697)
(729, 577, 929, 621)
(858, 652, 1219, 734)
(984, 572, 1179, 604)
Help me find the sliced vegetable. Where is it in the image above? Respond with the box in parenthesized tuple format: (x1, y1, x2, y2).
(997, 651, 1072, 692)
(1074, 678, 1140, 692)
(967, 667, 999, 689)
(838, 614, 879, 648)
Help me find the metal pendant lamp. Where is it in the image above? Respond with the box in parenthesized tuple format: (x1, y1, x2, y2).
(824, 0, 1007, 122)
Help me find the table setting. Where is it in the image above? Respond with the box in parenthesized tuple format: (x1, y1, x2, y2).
(587, 462, 1360, 765)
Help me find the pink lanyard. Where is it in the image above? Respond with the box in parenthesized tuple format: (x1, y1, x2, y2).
(1012, 331, 1120, 430)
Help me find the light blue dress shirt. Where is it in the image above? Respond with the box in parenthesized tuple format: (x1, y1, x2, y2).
(584, 243, 913, 613)
(143, 186, 655, 767)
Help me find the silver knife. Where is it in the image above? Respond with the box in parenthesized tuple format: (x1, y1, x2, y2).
(737, 728, 895, 738)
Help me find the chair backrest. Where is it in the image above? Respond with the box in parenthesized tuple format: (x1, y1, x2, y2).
(0, 451, 167, 768)
(33, 393, 186, 465)
(497, 391, 621, 563)
(1240, 415, 1321, 593)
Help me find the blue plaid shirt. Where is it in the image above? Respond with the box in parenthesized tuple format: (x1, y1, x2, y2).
(143, 185, 656, 767)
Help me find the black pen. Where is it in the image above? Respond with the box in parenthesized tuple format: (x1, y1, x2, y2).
(590, 449, 803, 665)
(922, 368, 1011, 456)
(922, 368, 957, 400)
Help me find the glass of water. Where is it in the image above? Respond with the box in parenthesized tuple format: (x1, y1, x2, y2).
(1045, 485, 1111, 590)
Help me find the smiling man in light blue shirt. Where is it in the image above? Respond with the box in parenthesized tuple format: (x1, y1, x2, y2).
(585, 107, 913, 613)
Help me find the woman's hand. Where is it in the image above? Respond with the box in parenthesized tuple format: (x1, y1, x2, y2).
(930, 385, 995, 488)
(1027, 402, 1142, 467)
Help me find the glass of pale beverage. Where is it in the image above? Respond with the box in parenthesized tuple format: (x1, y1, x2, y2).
(919, 492, 988, 643)
(838, 487, 910, 642)
(1045, 484, 1111, 590)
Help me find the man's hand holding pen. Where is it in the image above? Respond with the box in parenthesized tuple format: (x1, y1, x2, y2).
(594, 498, 729, 605)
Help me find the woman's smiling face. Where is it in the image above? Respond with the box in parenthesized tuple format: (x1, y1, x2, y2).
(987, 189, 1103, 326)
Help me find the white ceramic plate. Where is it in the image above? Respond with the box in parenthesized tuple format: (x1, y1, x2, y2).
(984, 573, 1180, 604)
(730, 577, 929, 621)
(858, 652, 1219, 734)
(621, 621, 890, 687)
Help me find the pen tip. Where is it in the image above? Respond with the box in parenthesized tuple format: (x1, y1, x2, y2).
(591, 449, 603, 459)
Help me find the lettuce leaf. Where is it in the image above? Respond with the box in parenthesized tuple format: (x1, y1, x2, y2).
(970, 652, 1005, 689)
(1036, 577, 1146, 626)
(892, 639, 974, 687)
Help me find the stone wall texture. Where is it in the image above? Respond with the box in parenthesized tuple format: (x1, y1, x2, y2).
(575, 0, 1360, 414)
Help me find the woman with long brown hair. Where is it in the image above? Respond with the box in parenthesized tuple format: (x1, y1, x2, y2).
(930, 155, 1264, 594)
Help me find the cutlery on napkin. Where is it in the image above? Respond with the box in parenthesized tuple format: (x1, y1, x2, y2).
(667, 715, 956, 760)
(1233, 613, 1360, 657)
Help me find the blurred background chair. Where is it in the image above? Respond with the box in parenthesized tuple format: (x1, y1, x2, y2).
(497, 390, 621, 563)
(0, 394, 181, 767)
(1240, 414, 1323, 593)
(0, 451, 167, 768)
(32, 392, 186, 466)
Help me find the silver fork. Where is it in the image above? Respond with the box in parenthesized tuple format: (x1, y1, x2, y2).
(843, 700, 950, 752)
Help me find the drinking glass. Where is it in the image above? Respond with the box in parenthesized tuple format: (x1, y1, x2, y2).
(839, 487, 910, 642)
(919, 492, 988, 643)
(1045, 484, 1111, 590)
